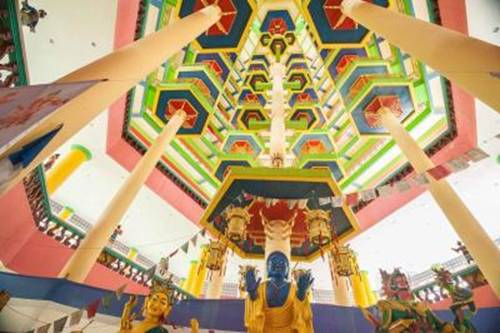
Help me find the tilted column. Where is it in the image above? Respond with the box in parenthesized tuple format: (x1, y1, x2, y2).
(192, 245, 209, 297)
(361, 271, 377, 306)
(184, 260, 199, 294)
(378, 107, 500, 297)
(0, 5, 222, 196)
(329, 254, 351, 306)
(58, 111, 186, 282)
(341, 0, 500, 112)
(46, 144, 92, 195)
(351, 274, 368, 308)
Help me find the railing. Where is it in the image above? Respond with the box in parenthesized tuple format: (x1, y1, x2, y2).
(408, 238, 500, 303)
(23, 166, 192, 298)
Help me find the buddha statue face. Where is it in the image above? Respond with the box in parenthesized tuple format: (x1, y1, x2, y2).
(144, 291, 171, 321)
(267, 251, 289, 281)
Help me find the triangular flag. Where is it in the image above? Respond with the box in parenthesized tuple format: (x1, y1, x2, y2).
(318, 197, 331, 206)
(345, 193, 359, 206)
(144, 265, 157, 281)
(298, 199, 308, 209)
(69, 309, 84, 326)
(102, 293, 112, 310)
(465, 147, 489, 162)
(190, 234, 198, 247)
(287, 199, 298, 209)
(427, 165, 451, 180)
(376, 184, 394, 197)
(115, 284, 127, 300)
(411, 174, 430, 186)
(52, 316, 68, 333)
(360, 189, 377, 202)
(181, 242, 189, 254)
(86, 298, 101, 319)
(200, 229, 206, 237)
(446, 156, 469, 172)
(159, 257, 169, 275)
(7, 125, 62, 168)
(331, 196, 343, 207)
(264, 198, 272, 207)
(495, 133, 500, 140)
(395, 179, 411, 192)
(36, 323, 51, 333)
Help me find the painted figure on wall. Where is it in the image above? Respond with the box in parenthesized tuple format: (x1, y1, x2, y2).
(244, 251, 314, 333)
(362, 268, 455, 333)
(433, 266, 476, 333)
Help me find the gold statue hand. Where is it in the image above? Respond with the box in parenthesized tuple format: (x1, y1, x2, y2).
(120, 295, 137, 331)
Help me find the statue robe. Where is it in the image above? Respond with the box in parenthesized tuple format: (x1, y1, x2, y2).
(245, 282, 314, 333)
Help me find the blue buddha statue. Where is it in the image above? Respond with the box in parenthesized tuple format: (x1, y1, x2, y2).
(244, 251, 314, 332)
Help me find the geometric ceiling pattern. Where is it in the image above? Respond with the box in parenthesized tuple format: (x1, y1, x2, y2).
(122, 0, 455, 208)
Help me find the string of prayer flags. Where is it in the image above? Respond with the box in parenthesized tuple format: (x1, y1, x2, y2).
(53, 316, 68, 333)
(376, 184, 394, 197)
(69, 309, 84, 326)
(86, 298, 101, 319)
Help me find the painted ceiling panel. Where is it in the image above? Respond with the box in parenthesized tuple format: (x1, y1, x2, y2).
(121, 0, 455, 208)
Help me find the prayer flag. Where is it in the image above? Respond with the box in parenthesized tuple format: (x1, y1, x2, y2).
(86, 298, 101, 319)
(465, 147, 489, 162)
(0, 81, 98, 156)
(69, 309, 84, 326)
(360, 189, 377, 202)
(345, 193, 359, 206)
(427, 165, 451, 180)
(331, 196, 343, 207)
(446, 156, 469, 172)
(191, 234, 197, 247)
(298, 199, 308, 209)
(181, 242, 189, 254)
(102, 293, 112, 310)
(318, 197, 331, 206)
(36, 323, 51, 333)
(144, 265, 157, 280)
(376, 184, 394, 197)
(287, 199, 298, 209)
(264, 198, 272, 207)
(53, 316, 68, 332)
(395, 180, 411, 192)
(411, 174, 430, 186)
(115, 284, 127, 301)
(200, 229, 206, 237)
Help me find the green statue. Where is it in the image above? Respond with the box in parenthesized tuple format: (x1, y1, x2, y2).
(362, 268, 455, 333)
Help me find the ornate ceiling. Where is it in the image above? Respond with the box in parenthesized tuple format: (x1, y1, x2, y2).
(119, 0, 456, 211)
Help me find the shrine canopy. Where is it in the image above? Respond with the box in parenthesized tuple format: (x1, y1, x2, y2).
(200, 167, 359, 261)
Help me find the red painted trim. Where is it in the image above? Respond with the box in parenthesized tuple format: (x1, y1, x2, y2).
(430, 284, 500, 310)
(0, 184, 148, 295)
